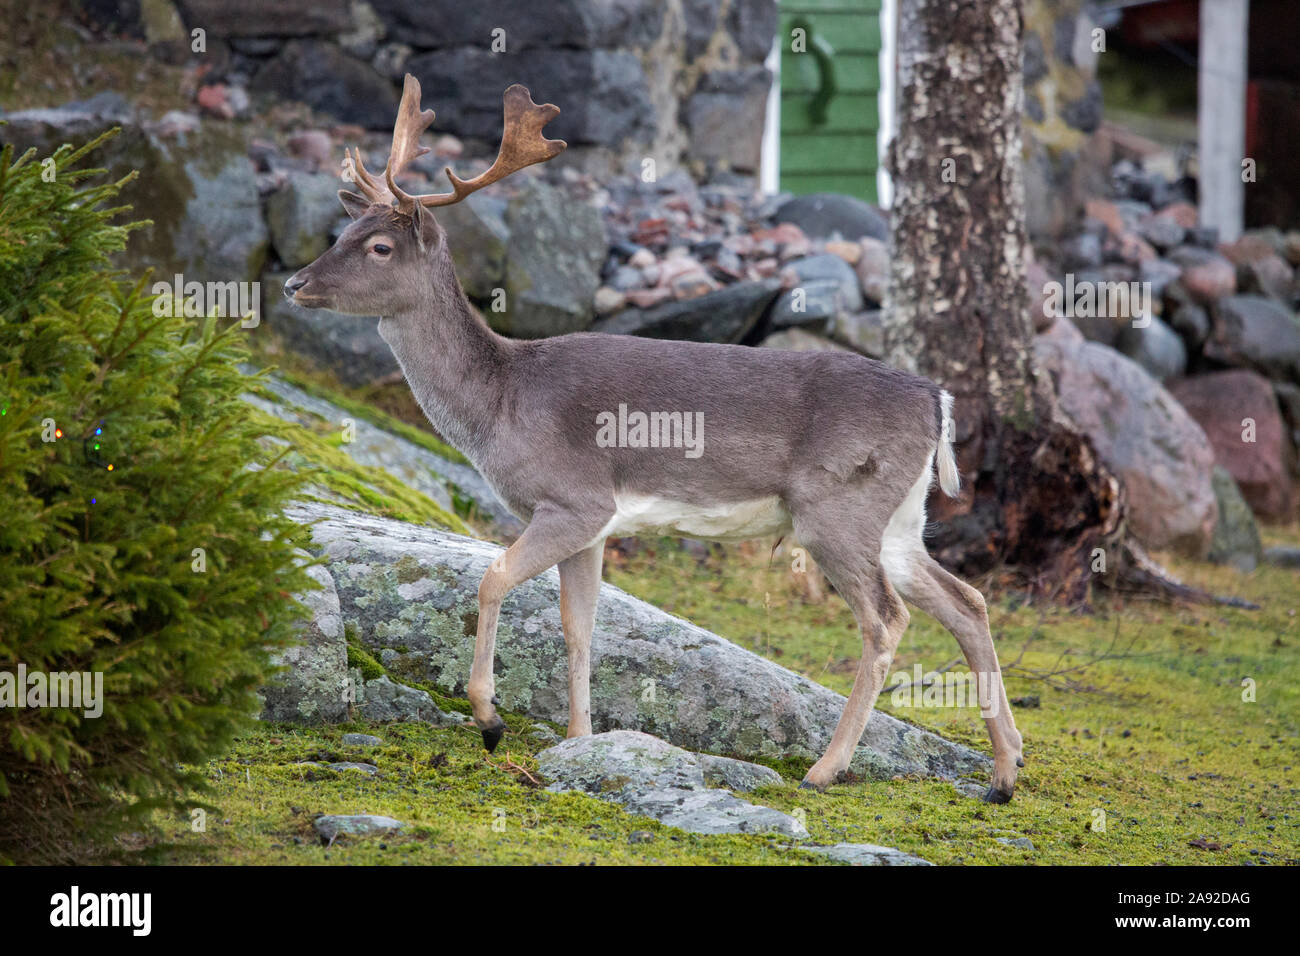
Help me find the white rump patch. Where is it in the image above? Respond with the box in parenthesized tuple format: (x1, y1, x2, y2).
(880, 453, 933, 588)
(594, 492, 793, 544)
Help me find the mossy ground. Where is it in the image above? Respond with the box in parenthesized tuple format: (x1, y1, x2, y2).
(137, 528, 1298, 866)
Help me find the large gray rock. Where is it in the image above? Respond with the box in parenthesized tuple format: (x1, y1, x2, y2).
(370, 0, 660, 52)
(699, 754, 783, 792)
(1207, 466, 1263, 572)
(683, 67, 771, 173)
(262, 273, 401, 386)
(349, 671, 463, 725)
(1207, 295, 1300, 384)
(177, 0, 351, 37)
(266, 171, 346, 269)
(760, 328, 853, 353)
(803, 843, 932, 866)
(260, 561, 349, 722)
(1114, 316, 1187, 383)
(436, 192, 510, 302)
(288, 500, 990, 781)
(785, 253, 865, 314)
(592, 280, 781, 343)
(767, 280, 842, 330)
(255, 545, 466, 727)
(726, 0, 781, 60)
(1036, 319, 1217, 556)
(537, 731, 807, 838)
(771, 193, 888, 242)
(495, 181, 605, 338)
(826, 309, 887, 357)
(1, 107, 267, 285)
(253, 40, 399, 129)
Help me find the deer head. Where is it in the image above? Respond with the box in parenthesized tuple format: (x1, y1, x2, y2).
(283, 74, 566, 317)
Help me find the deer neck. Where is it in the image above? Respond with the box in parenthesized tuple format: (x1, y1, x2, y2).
(377, 276, 512, 462)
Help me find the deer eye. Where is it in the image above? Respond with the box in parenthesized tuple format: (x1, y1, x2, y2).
(369, 241, 393, 257)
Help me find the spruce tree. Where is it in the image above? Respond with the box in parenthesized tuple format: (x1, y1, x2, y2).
(0, 130, 315, 862)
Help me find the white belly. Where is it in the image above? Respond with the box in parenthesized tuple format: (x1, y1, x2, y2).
(596, 492, 793, 543)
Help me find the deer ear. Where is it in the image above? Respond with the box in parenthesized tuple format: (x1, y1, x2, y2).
(409, 201, 441, 249)
(338, 189, 372, 221)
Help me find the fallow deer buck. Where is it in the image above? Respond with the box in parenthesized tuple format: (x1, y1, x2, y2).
(285, 75, 1025, 801)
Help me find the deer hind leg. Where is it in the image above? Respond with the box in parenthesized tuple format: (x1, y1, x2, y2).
(469, 510, 609, 752)
(557, 543, 604, 739)
(875, 458, 1023, 801)
(792, 496, 911, 791)
(892, 553, 1023, 801)
(801, 559, 910, 790)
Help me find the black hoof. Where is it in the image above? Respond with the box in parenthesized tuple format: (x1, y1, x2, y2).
(1016, 756, 1025, 768)
(798, 780, 823, 792)
(982, 786, 1013, 804)
(481, 720, 506, 753)
(491, 694, 500, 706)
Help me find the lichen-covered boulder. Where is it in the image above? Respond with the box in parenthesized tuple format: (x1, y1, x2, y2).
(803, 843, 932, 866)
(259, 561, 349, 723)
(348, 671, 463, 726)
(537, 731, 807, 838)
(287, 501, 989, 781)
(246, 372, 520, 531)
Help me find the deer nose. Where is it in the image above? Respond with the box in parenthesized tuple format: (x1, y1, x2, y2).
(283, 274, 308, 298)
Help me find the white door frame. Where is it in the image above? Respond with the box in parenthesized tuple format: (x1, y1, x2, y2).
(760, 1, 898, 207)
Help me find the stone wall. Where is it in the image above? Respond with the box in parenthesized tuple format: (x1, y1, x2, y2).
(118, 0, 1097, 228)
(157, 0, 777, 181)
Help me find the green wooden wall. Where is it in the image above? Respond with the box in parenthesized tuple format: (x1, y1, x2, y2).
(779, 0, 882, 202)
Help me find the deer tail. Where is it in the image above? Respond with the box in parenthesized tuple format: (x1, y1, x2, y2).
(936, 389, 960, 498)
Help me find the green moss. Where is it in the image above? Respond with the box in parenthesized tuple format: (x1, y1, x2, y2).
(129, 529, 1300, 866)
(345, 642, 385, 683)
(276, 369, 470, 466)
(245, 403, 469, 534)
(140, 721, 818, 865)
(604, 534, 1300, 865)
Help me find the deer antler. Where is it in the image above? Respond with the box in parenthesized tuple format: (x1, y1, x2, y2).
(395, 83, 566, 209)
(344, 74, 436, 207)
(345, 76, 565, 212)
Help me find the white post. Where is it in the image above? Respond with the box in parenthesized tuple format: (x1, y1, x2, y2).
(878, 0, 898, 209)
(760, 35, 782, 195)
(1198, 0, 1249, 242)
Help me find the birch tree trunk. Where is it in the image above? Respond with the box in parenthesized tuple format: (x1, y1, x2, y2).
(883, 0, 1123, 599)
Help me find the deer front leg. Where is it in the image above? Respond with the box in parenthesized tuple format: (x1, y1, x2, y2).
(468, 508, 610, 752)
(558, 543, 604, 738)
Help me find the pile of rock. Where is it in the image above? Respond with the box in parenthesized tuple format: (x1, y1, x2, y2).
(589, 181, 890, 352)
(1029, 159, 1300, 567)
